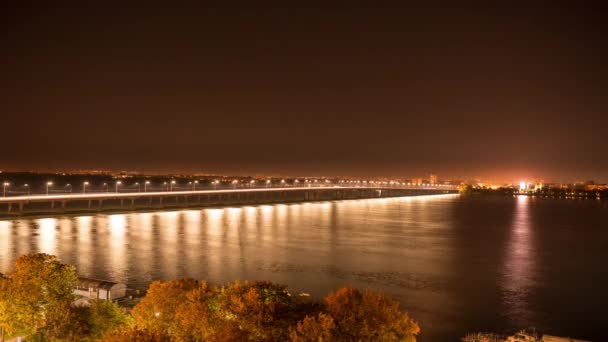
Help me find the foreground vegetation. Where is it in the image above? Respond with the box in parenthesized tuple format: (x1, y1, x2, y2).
(0, 254, 419, 341)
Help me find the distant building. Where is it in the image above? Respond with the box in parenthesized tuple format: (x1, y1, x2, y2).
(74, 277, 126, 301)
(429, 174, 438, 185)
(410, 178, 423, 185)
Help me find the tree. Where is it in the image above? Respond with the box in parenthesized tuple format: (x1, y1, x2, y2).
(131, 279, 199, 335)
(214, 280, 297, 341)
(38, 301, 89, 340)
(0, 253, 77, 340)
(289, 313, 335, 342)
(88, 299, 133, 338)
(323, 287, 420, 341)
(97, 327, 171, 342)
(172, 281, 238, 342)
(0, 276, 16, 342)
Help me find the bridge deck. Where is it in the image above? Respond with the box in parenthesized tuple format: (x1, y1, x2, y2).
(0, 186, 459, 218)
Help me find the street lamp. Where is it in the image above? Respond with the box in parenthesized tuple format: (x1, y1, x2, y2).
(232, 180, 238, 188)
(193, 180, 199, 191)
(2, 182, 9, 197)
(135, 182, 140, 192)
(212, 180, 218, 189)
(46, 181, 53, 195)
(102, 182, 108, 192)
(250, 180, 255, 187)
(66, 183, 72, 193)
(83, 181, 89, 194)
(145, 181, 150, 192)
(266, 179, 271, 187)
(24, 183, 29, 195)
(170, 180, 176, 192)
(281, 179, 285, 187)
(163, 181, 168, 191)
(116, 181, 122, 193)
(294, 179, 299, 186)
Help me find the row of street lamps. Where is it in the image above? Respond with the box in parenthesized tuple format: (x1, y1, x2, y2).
(1, 179, 309, 196)
(2, 179, 447, 197)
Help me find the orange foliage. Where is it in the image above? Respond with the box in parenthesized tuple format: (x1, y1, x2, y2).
(130, 280, 420, 342)
(323, 287, 420, 341)
(97, 327, 171, 342)
(131, 279, 199, 335)
(289, 313, 335, 342)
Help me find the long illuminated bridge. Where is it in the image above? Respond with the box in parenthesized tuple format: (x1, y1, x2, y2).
(0, 185, 458, 217)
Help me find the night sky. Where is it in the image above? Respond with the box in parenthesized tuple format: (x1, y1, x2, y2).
(1, 4, 607, 182)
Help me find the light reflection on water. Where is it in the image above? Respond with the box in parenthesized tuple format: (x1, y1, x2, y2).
(502, 196, 536, 326)
(1, 194, 607, 341)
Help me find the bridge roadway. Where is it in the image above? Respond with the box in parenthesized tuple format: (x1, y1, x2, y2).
(0, 185, 458, 217)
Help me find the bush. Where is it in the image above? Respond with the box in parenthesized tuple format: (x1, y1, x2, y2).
(323, 287, 420, 341)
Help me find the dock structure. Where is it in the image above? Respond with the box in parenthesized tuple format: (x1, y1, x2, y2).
(0, 186, 458, 218)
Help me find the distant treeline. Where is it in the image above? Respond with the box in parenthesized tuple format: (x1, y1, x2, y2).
(461, 185, 608, 198)
(0, 254, 420, 341)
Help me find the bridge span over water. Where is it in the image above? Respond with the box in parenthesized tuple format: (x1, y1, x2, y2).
(0, 185, 458, 218)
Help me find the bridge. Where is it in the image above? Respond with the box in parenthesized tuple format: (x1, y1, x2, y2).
(0, 185, 459, 218)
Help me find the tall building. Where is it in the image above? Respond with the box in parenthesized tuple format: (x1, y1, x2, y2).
(410, 178, 423, 185)
(430, 174, 438, 185)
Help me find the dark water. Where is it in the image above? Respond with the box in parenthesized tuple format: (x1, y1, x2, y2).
(1, 195, 607, 341)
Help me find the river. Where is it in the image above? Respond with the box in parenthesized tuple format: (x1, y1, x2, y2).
(1, 194, 607, 341)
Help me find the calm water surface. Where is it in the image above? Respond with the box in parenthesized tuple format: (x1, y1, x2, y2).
(1, 195, 607, 341)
